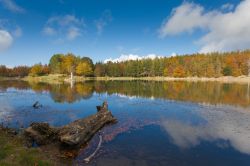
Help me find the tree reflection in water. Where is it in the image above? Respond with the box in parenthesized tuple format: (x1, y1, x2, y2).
(1, 80, 250, 165)
(0, 80, 250, 107)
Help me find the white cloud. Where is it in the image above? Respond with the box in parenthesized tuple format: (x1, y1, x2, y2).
(0, 19, 22, 38)
(171, 52, 177, 57)
(159, 2, 213, 37)
(43, 27, 56, 36)
(47, 15, 83, 27)
(0, 30, 13, 52)
(0, 19, 22, 52)
(104, 54, 163, 63)
(0, 0, 25, 13)
(94, 10, 113, 35)
(159, 0, 250, 53)
(67, 27, 81, 40)
(43, 15, 85, 42)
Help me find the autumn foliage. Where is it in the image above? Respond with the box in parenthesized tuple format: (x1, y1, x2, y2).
(49, 53, 94, 76)
(0, 65, 30, 77)
(98, 50, 250, 77)
(29, 64, 50, 76)
(1, 50, 250, 78)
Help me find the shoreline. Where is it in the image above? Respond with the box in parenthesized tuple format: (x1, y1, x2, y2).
(86, 76, 250, 84)
(1, 75, 250, 84)
(0, 126, 57, 165)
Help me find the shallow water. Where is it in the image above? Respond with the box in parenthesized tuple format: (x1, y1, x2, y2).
(1, 80, 250, 166)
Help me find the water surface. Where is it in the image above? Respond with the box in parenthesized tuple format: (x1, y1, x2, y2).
(0, 80, 250, 166)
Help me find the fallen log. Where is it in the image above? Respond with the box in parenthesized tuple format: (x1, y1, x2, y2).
(25, 102, 117, 147)
(59, 109, 116, 146)
(25, 122, 59, 145)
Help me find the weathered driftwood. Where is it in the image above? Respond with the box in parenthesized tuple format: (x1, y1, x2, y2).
(96, 101, 108, 112)
(25, 123, 59, 145)
(59, 109, 116, 146)
(25, 102, 117, 147)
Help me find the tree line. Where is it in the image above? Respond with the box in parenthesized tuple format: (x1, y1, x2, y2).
(0, 65, 30, 77)
(1, 50, 250, 78)
(96, 50, 250, 77)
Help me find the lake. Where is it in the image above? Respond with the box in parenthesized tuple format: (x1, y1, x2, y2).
(1, 80, 250, 166)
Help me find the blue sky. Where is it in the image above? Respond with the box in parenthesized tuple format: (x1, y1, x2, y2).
(0, 0, 247, 67)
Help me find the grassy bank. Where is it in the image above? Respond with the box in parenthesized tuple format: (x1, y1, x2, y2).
(22, 74, 66, 84)
(86, 76, 250, 83)
(0, 76, 20, 81)
(0, 127, 53, 166)
(2, 74, 250, 84)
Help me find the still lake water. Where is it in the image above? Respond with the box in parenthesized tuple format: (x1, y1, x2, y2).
(1, 80, 250, 165)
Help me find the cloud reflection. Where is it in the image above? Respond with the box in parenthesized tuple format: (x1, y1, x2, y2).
(0, 98, 14, 124)
(161, 106, 250, 154)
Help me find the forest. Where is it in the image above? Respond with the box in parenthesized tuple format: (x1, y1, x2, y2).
(1, 50, 250, 78)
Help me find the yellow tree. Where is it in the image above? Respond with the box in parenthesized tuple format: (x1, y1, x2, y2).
(76, 61, 93, 76)
(173, 66, 185, 77)
(206, 64, 215, 77)
(163, 67, 169, 77)
(30, 64, 43, 76)
(62, 54, 76, 74)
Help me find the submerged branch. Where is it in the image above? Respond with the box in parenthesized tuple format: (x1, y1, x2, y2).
(83, 133, 103, 163)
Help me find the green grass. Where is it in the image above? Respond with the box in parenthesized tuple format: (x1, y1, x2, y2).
(0, 129, 53, 166)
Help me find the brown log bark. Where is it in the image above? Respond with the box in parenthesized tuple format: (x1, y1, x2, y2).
(24, 103, 117, 147)
(59, 110, 116, 146)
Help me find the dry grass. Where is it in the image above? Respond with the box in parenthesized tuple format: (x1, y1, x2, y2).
(0, 128, 54, 166)
(82, 76, 250, 84)
(3, 74, 250, 84)
(22, 74, 66, 84)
